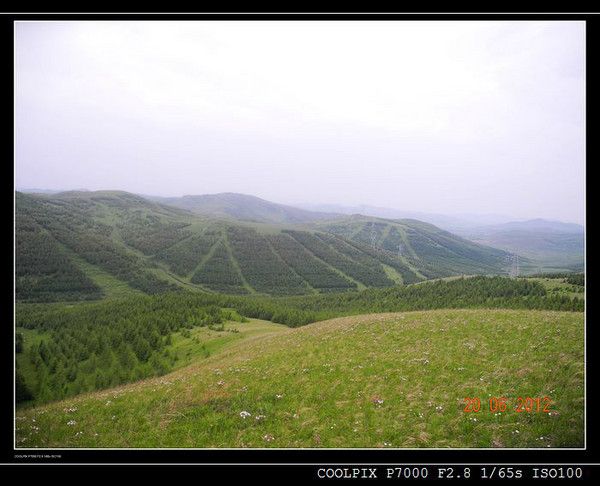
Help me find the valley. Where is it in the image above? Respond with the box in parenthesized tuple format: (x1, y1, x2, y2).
(14, 190, 585, 449)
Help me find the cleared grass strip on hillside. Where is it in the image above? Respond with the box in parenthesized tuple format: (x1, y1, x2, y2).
(16, 214, 103, 302)
(227, 227, 310, 295)
(314, 233, 395, 287)
(55, 242, 142, 299)
(191, 240, 249, 294)
(403, 227, 502, 277)
(341, 236, 424, 284)
(285, 230, 393, 288)
(17, 194, 178, 295)
(222, 233, 258, 294)
(117, 211, 192, 256)
(381, 226, 421, 261)
(267, 233, 356, 292)
(154, 230, 221, 277)
(355, 221, 388, 246)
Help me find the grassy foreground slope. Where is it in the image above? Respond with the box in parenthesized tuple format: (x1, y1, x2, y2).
(16, 309, 583, 448)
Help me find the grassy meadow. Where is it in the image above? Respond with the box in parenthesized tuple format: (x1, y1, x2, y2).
(16, 309, 584, 448)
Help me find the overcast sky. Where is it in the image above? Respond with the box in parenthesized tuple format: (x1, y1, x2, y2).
(15, 21, 585, 223)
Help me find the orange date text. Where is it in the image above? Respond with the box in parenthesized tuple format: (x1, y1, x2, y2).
(463, 396, 552, 413)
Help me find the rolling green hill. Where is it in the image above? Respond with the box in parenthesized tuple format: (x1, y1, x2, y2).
(16, 308, 583, 448)
(315, 215, 512, 279)
(16, 191, 514, 302)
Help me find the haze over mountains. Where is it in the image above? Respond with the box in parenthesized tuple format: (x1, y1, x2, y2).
(299, 202, 584, 233)
(463, 220, 584, 272)
(147, 193, 340, 224)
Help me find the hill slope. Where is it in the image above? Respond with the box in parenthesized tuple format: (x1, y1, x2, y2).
(16, 309, 583, 448)
(314, 215, 511, 279)
(149, 192, 340, 224)
(480, 219, 583, 234)
(16, 191, 513, 301)
(300, 203, 584, 272)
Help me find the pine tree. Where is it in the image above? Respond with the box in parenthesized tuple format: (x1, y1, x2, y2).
(16, 371, 33, 403)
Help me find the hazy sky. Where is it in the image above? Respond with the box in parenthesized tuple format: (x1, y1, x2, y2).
(15, 21, 585, 223)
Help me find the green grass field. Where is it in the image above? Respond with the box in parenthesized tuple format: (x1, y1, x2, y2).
(15, 309, 583, 448)
(165, 318, 288, 369)
(524, 277, 585, 300)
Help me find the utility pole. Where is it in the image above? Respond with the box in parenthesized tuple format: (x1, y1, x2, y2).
(509, 253, 520, 278)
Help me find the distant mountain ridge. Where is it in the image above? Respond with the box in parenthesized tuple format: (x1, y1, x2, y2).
(298, 202, 583, 233)
(297, 202, 516, 233)
(463, 220, 584, 272)
(469, 219, 584, 234)
(148, 192, 341, 224)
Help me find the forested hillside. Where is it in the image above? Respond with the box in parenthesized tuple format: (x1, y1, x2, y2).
(16, 191, 515, 301)
(316, 216, 512, 278)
